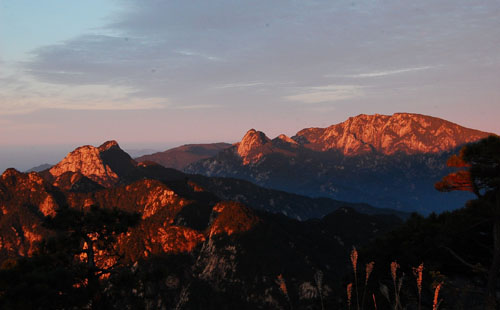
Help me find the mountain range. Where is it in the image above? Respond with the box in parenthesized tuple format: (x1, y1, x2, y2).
(185, 113, 493, 213)
(1, 112, 496, 308)
(0, 140, 402, 308)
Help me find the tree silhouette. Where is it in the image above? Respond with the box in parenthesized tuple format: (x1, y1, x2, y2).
(436, 135, 500, 310)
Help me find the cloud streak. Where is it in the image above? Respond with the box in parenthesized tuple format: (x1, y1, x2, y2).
(328, 66, 434, 79)
(0, 72, 168, 115)
(171, 104, 222, 110)
(214, 82, 266, 89)
(285, 85, 364, 104)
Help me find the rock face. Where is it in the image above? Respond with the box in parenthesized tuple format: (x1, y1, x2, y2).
(208, 201, 260, 237)
(0, 169, 55, 260)
(233, 113, 491, 163)
(0, 169, 258, 263)
(136, 143, 231, 170)
(294, 113, 490, 155)
(48, 140, 136, 188)
(186, 113, 495, 213)
(236, 129, 273, 164)
(236, 129, 298, 164)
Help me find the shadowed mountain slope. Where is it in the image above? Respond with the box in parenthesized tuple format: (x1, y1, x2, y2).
(136, 143, 231, 170)
(0, 157, 402, 308)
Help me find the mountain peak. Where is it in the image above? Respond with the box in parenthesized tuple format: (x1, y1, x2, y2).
(48, 140, 136, 188)
(294, 113, 492, 155)
(49, 145, 119, 187)
(1, 168, 21, 179)
(98, 140, 120, 152)
(241, 129, 270, 144)
(275, 134, 298, 145)
(237, 129, 272, 164)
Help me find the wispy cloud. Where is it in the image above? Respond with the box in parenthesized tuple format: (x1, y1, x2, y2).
(285, 85, 364, 104)
(214, 81, 293, 90)
(0, 97, 167, 115)
(175, 50, 223, 62)
(328, 66, 433, 78)
(214, 82, 266, 89)
(171, 104, 222, 110)
(0, 72, 167, 115)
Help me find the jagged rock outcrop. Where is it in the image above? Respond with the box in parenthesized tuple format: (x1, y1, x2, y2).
(48, 140, 136, 188)
(236, 129, 273, 164)
(294, 113, 491, 155)
(208, 201, 259, 237)
(0, 169, 263, 264)
(53, 171, 105, 192)
(236, 129, 299, 164)
(231, 113, 491, 165)
(0, 169, 56, 260)
(274, 134, 298, 145)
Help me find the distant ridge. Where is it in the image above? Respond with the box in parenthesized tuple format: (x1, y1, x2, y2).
(25, 163, 53, 173)
(136, 143, 231, 170)
(293, 113, 491, 155)
(186, 113, 495, 213)
(7, 140, 397, 220)
(232, 113, 493, 164)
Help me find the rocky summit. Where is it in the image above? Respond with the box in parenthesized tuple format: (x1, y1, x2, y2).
(45, 140, 136, 188)
(294, 113, 489, 155)
(233, 113, 492, 165)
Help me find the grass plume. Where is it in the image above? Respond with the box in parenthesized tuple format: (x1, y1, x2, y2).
(433, 282, 443, 310)
(351, 247, 360, 310)
(413, 263, 424, 310)
(347, 282, 353, 310)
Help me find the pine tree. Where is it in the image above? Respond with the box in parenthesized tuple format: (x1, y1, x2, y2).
(436, 135, 500, 309)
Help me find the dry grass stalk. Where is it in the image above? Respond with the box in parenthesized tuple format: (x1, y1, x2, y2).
(433, 282, 443, 310)
(390, 261, 400, 310)
(365, 261, 375, 285)
(314, 270, 324, 310)
(390, 261, 399, 284)
(276, 274, 292, 310)
(350, 247, 360, 309)
(372, 293, 377, 310)
(276, 274, 288, 296)
(347, 282, 353, 310)
(413, 263, 424, 310)
(351, 247, 358, 274)
(276, 275, 287, 302)
(362, 261, 375, 309)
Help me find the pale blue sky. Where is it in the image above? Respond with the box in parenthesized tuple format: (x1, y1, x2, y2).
(0, 0, 119, 61)
(1, 1, 500, 170)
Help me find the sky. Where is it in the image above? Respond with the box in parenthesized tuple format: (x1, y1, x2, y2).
(1, 0, 500, 171)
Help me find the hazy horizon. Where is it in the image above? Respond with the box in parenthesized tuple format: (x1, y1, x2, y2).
(1, 111, 497, 173)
